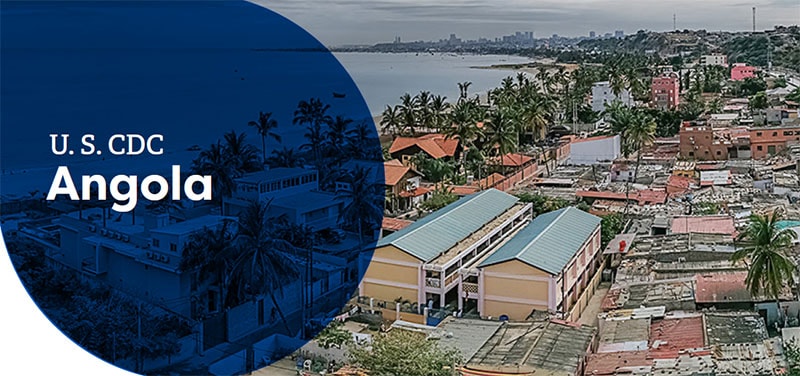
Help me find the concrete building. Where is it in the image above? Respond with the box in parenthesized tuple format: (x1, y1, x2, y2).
(679, 123, 731, 160)
(566, 135, 621, 165)
(730, 63, 756, 81)
(651, 72, 680, 109)
(591, 81, 632, 112)
(57, 213, 231, 318)
(749, 125, 800, 159)
(360, 189, 604, 321)
(477, 207, 603, 321)
(699, 54, 728, 67)
(360, 189, 533, 313)
(223, 168, 341, 231)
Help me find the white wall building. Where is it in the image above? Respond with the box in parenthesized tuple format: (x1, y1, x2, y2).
(566, 135, 621, 165)
(591, 81, 632, 113)
(699, 54, 728, 67)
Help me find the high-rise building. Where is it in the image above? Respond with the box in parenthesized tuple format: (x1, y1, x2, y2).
(589, 31, 596, 38)
(614, 30, 624, 38)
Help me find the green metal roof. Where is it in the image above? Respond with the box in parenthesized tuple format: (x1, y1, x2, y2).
(479, 206, 601, 274)
(377, 189, 519, 262)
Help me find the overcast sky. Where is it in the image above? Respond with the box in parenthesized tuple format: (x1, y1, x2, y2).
(254, 0, 800, 46)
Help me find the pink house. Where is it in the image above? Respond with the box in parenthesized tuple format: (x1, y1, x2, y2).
(730, 63, 756, 81)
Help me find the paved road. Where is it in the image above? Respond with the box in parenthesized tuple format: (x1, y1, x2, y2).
(578, 282, 610, 327)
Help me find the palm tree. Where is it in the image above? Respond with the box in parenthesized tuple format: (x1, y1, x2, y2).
(347, 121, 380, 160)
(228, 201, 299, 334)
(327, 115, 353, 156)
(222, 130, 261, 173)
(446, 99, 484, 179)
(484, 108, 519, 157)
(191, 142, 237, 210)
(294, 98, 333, 164)
(457, 81, 472, 102)
(626, 112, 656, 182)
(180, 221, 235, 319)
(266, 147, 305, 168)
(380, 105, 401, 136)
(429, 95, 451, 131)
(337, 166, 383, 249)
(731, 209, 798, 325)
(398, 93, 419, 136)
(248, 112, 281, 163)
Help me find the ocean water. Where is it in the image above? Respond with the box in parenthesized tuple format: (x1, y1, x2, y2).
(335, 52, 533, 115)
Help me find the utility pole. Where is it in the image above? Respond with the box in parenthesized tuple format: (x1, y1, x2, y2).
(752, 7, 756, 33)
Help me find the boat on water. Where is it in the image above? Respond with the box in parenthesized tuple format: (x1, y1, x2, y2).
(332, 92, 346, 98)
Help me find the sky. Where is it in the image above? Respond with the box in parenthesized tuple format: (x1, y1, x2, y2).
(255, 0, 800, 46)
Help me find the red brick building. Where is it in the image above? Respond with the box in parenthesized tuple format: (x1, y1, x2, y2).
(651, 72, 680, 109)
(679, 123, 730, 161)
(749, 126, 800, 159)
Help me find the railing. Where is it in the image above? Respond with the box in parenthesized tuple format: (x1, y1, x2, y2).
(425, 277, 441, 288)
(444, 273, 459, 288)
(462, 282, 479, 294)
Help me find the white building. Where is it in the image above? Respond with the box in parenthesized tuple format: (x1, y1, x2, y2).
(699, 54, 728, 67)
(591, 81, 632, 113)
(566, 135, 621, 165)
(223, 168, 342, 231)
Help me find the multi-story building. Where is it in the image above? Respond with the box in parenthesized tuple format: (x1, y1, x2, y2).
(679, 122, 731, 161)
(591, 81, 632, 112)
(749, 125, 800, 159)
(223, 167, 341, 231)
(360, 189, 604, 321)
(731, 63, 756, 81)
(699, 54, 728, 67)
(57, 213, 231, 318)
(566, 135, 621, 165)
(651, 72, 680, 109)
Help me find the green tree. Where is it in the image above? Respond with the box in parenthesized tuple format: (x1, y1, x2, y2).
(266, 147, 305, 168)
(191, 141, 237, 208)
(222, 130, 261, 173)
(731, 210, 798, 324)
(248, 111, 281, 163)
(484, 108, 519, 157)
(601, 213, 624, 248)
(315, 320, 353, 349)
(349, 330, 463, 376)
(750, 92, 769, 113)
(380, 105, 401, 136)
(420, 185, 458, 212)
(337, 166, 383, 247)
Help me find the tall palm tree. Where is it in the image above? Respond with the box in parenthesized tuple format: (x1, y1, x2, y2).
(429, 95, 451, 131)
(380, 105, 401, 136)
(446, 99, 484, 179)
(294, 98, 333, 164)
(248, 111, 281, 163)
(626, 112, 656, 182)
(327, 115, 353, 156)
(228, 201, 299, 334)
(337, 166, 383, 249)
(347, 121, 380, 160)
(222, 130, 261, 173)
(180, 221, 235, 319)
(266, 147, 305, 168)
(484, 108, 519, 157)
(191, 141, 237, 210)
(731, 209, 798, 324)
(398, 93, 419, 136)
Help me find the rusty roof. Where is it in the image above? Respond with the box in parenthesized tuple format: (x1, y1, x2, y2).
(648, 316, 705, 359)
(584, 351, 652, 375)
(381, 217, 413, 232)
(670, 215, 735, 236)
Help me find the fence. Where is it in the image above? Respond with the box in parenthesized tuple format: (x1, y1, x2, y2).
(483, 161, 540, 192)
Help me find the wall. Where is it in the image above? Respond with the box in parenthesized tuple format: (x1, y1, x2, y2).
(749, 126, 800, 159)
(481, 260, 552, 320)
(360, 245, 422, 305)
(679, 125, 729, 161)
(484, 161, 539, 192)
(567, 136, 621, 165)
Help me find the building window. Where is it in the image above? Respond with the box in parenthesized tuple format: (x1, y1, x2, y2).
(773, 132, 778, 137)
(768, 145, 777, 154)
(716, 150, 721, 156)
(152, 239, 160, 248)
(688, 152, 694, 157)
(756, 132, 762, 137)
(170, 243, 177, 252)
(757, 145, 763, 151)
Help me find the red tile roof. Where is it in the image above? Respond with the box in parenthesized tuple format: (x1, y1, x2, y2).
(666, 175, 694, 196)
(398, 186, 430, 198)
(384, 163, 413, 186)
(648, 317, 705, 359)
(670, 216, 735, 236)
(584, 351, 652, 375)
(382, 217, 414, 232)
(389, 133, 459, 159)
(495, 153, 533, 167)
(449, 185, 480, 196)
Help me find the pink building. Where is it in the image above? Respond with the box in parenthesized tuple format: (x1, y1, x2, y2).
(651, 72, 680, 109)
(730, 63, 756, 81)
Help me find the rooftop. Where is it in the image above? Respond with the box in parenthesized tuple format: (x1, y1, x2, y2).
(236, 167, 315, 185)
(466, 320, 595, 375)
(149, 215, 230, 236)
(479, 206, 601, 274)
(381, 217, 413, 232)
(670, 215, 736, 236)
(389, 133, 459, 159)
(648, 316, 705, 359)
(704, 311, 768, 346)
(377, 189, 519, 262)
(597, 318, 651, 353)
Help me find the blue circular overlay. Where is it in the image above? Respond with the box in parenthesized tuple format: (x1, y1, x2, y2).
(1, 1, 383, 374)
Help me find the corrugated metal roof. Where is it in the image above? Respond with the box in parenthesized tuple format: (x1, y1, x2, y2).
(479, 206, 601, 274)
(376, 189, 518, 262)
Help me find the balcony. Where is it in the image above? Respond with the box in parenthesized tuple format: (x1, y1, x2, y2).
(462, 282, 479, 299)
(425, 278, 441, 289)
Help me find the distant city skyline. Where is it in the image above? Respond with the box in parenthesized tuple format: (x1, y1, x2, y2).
(256, 0, 800, 46)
